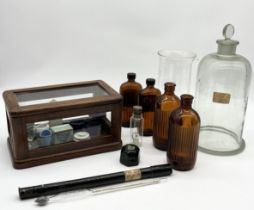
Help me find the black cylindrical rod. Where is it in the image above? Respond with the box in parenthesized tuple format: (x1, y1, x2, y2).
(19, 164, 172, 200)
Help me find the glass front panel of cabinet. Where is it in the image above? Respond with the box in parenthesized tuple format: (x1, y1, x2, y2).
(16, 85, 108, 107)
(26, 112, 112, 150)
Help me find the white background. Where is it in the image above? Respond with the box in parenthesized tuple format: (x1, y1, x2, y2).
(0, 0, 254, 209)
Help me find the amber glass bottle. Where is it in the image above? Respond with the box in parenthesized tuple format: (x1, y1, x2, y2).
(139, 78, 161, 136)
(167, 94, 200, 171)
(120, 73, 142, 127)
(153, 82, 180, 150)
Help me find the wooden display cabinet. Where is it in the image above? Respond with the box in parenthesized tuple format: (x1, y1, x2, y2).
(3, 80, 123, 169)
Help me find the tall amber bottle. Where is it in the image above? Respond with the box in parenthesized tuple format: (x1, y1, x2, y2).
(167, 94, 200, 171)
(153, 82, 180, 150)
(120, 73, 142, 127)
(139, 78, 161, 136)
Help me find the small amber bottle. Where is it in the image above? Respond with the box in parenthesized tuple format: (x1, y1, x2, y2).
(167, 94, 200, 171)
(120, 73, 142, 127)
(153, 82, 180, 150)
(139, 78, 161, 136)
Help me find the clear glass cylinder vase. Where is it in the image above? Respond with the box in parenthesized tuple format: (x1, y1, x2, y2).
(157, 50, 197, 96)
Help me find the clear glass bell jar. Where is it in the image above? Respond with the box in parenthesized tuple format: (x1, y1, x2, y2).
(194, 24, 252, 155)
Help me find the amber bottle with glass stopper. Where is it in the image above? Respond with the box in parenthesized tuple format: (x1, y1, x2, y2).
(153, 82, 180, 150)
(167, 94, 200, 171)
(139, 78, 161, 136)
(120, 73, 142, 127)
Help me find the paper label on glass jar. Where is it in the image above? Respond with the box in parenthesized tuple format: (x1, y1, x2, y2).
(213, 92, 231, 104)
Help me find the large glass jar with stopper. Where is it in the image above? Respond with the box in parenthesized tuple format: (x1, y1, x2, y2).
(194, 24, 252, 155)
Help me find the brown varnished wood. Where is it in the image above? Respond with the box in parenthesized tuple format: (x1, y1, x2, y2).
(8, 138, 122, 169)
(3, 80, 123, 169)
(3, 80, 121, 117)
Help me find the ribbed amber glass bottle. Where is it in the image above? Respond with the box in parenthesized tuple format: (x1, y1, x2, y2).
(167, 94, 200, 171)
(120, 73, 142, 127)
(153, 82, 180, 150)
(139, 78, 161, 136)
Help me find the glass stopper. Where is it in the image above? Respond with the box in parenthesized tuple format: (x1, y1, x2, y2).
(223, 24, 234, 39)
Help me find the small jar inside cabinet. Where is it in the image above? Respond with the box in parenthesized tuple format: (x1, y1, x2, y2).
(3, 80, 123, 169)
